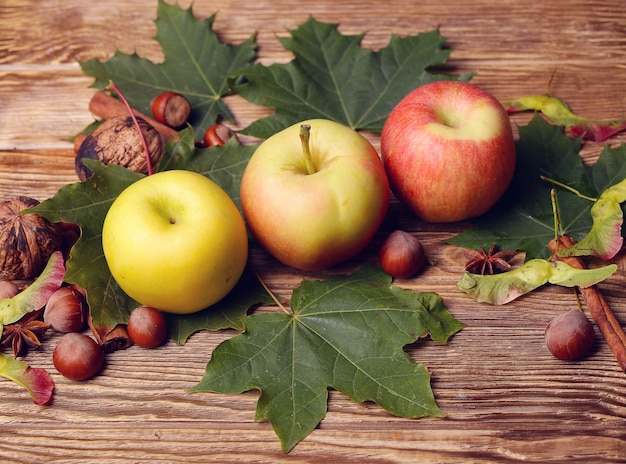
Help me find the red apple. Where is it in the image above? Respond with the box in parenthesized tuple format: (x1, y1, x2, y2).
(380, 81, 516, 223)
(240, 119, 390, 271)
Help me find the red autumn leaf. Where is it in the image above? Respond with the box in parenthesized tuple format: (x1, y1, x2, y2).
(0, 354, 55, 405)
(501, 94, 626, 142)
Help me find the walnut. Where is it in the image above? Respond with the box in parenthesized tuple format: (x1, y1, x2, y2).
(0, 196, 63, 281)
(75, 115, 165, 181)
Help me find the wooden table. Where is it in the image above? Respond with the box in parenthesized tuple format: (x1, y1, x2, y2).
(2, 0, 626, 461)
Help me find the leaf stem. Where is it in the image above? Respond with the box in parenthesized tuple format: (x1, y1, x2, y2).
(540, 175, 597, 202)
(299, 124, 316, 175)
(252, 267, 292, 315)
(106, 80, 154, 176)
(574, 288, 584, 313)
(550, 188, 561, 247)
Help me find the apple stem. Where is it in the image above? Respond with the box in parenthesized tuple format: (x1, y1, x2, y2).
(299, 124, 316, 175)
(550, 188, 562, 257)
(106, 80, 154, 176)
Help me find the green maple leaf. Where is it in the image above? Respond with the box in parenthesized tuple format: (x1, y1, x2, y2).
(28, 129, 267, 333)
(27, 161, 142, 328)
(232, 17, 473, 139)
(158, 126, 260, 211)
(192, 265, 465, 452)
(165, 265, 273, 344)
(79, 0, 257, 135)
(587, 143, 626, 191)
(448, 115, 625, 259)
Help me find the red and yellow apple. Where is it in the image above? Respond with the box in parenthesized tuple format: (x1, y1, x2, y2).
(102, 170, 248, 314)
(381, 81, 516, 223)
(240, 119, 390, 271)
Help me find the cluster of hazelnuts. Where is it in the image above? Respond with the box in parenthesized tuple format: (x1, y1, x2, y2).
(0, 279, 169, 382)
(44, 284, 169, 381)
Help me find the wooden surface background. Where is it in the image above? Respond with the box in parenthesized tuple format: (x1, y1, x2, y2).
(2, 0, 626, 462)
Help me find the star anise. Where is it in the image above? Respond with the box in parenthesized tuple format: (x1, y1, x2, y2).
(1, 308, 51, 358)
(464, 243, 517, 275)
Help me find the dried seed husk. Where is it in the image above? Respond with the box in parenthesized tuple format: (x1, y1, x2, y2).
(88, 316, 132, 353)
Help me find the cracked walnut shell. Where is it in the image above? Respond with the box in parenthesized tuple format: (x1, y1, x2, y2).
(0, 196, 63, 280)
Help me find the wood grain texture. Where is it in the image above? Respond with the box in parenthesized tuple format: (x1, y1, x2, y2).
(1, 0, 626, 461)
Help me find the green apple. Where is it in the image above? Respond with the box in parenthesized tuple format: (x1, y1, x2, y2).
(102, 170, 248, 314)
(240, 119, 390, 271)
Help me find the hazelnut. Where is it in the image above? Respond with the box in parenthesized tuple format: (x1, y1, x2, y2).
(44, 285, 89, 333)
(378, 230, 427, 278)
(203, 123, 236, 147)
(53, 332, 104, 381)
(545, 309, 595, 361)
(150, 91, 191, 128)
(0, 280, 19, 299)
(126, 306, 168, 348)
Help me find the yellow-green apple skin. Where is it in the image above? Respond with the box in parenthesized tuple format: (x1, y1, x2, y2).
(240, 119, 390, 271)
(102, 170, 248, 314)
(381, 81, 516, 223)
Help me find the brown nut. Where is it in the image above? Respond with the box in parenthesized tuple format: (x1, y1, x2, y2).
(378, 230, 426, 278)
(203, 123, 236, 147)
(75, 115, 164, 181)
(545, 309, 595, 361)
(127, 306, 168, 348)
(44, 285, 89, 333)
(0, 280, 19, 299)
(0, 196, 63, 280)
(151, 91, 191, 128)
(53, 332, 104, 381)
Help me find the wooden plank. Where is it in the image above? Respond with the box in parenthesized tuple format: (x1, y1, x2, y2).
(1, 0, 626, 461)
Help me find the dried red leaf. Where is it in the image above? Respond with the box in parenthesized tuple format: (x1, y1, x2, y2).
(0, 353, 54, 405)
(501, 94, 626, 142)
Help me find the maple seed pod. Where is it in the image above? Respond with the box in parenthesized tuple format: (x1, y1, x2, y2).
(545, 309, 595, 361)
(150, 91, 191, 128)
(378, 230, 426, 278)
(44, 285, 89, 333)
(203, 123, 236, 147)
(53, 332, 105, 381)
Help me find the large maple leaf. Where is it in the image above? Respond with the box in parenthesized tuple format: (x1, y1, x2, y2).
(232, 17, 473, 139)
(79, 0, 257, 135)
(192, 265, 465, 452)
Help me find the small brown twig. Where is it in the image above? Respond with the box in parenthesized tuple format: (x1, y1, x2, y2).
(550, 236, 626, 372)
